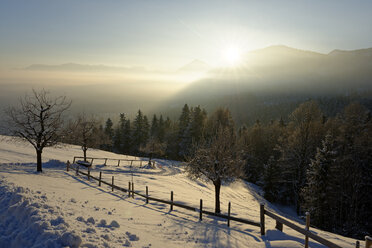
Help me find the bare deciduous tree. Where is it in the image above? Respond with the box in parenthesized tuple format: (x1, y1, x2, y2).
(5, 89, 71, 172)
(186, 126, 244, 213)
(64, 114, 106, 161)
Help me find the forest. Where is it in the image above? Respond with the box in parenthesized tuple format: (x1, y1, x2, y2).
(61, 98, 371, 240)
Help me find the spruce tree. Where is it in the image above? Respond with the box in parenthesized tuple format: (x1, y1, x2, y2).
(157, 115, 165, 143)
(263, 156, 281, 202)
(178, 104, 191, 158)
(121, 119, 131, 154)
(302, 133, 336, 229)
(132, 110, 144, 152)
(103, 118, 114, 151)
(143, 115, 150, 145)
(150, 114, 158, 138)
(104, 118, 114, 140)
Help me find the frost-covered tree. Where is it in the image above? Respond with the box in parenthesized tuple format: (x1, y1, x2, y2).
(5, 89, 71, 172)
(186, 125, 243, 213)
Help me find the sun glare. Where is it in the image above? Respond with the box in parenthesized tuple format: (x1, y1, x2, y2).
(223, 46, 241, 66)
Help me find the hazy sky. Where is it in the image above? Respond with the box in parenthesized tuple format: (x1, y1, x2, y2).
(1, 0, 372, 69)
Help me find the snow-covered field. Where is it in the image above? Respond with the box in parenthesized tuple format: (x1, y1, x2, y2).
(0, 135, 361, 247)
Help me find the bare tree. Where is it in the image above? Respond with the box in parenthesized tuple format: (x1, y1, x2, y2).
(64, 114, 105, 161)
(186, 126, 244, 213)
(5, 89, 71, 172)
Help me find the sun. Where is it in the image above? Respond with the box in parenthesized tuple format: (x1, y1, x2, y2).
(222, 46, 241, 66)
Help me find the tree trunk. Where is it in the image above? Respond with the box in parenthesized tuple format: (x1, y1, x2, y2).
(214, 179, 221, 214)
(83, 147, 87, 162)
(36, 149, 42, 172)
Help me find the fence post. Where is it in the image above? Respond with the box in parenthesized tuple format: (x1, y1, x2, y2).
(128, 182, 131, 197)
(117, 160, 120, 166)
(76, 165, 79, 176)
(199, 199, 203, 221)
(153, 161, 155, 168)
(132, 182, 134, 198)
(356, 241, 360, 248)
(88, 168, 90, 180)
(305, 212, 310, 248)
(140, 161, 142, 167)
(366, 236, 372, 248)
(130, 160, 133, 167)
(275, 220, 283, 232)
(66, 160, 70, 171)
(227, 202, 231, 227)
(146, 186, 149, 204)
(73, 157, 76, 163)
(260, 204, 265, 235)
(99, 172, 102, 186)
(91, 158, 94, 166)
(112, 176, 114, 192)
(104, 158, 107, 166)
(170, 191, 173, 211)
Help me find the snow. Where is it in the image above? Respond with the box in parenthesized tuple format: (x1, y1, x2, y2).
(0, 135, 362, 247)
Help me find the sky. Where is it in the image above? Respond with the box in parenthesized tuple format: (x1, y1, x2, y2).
(1, 0, 372, 70)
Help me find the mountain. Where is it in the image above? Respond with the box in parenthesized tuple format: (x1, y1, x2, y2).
(156, 45, 372, 124)
(328, 47, 372, 57)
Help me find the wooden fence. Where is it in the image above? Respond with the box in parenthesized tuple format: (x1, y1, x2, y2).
(67, 160, 260, 228)
(72, 156, 156, 168)
(66, 160, 368, 248)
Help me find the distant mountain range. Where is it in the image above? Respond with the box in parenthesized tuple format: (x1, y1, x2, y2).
(18, 45, 372, 124)
(24, 63, 147, 73)
(23, 60, 211, 74)
(157, 45, 372, 123)
(180, 45, 372, 96)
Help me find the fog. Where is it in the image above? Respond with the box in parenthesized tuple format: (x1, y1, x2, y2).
(1, 45, 371, 127)
(0, 65, 192, 122)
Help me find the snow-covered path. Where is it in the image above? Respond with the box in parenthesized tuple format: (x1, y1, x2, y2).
(0, 136, 360, 247)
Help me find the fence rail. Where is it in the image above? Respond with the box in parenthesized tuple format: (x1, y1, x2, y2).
(72, 156, 156, 168)
(260, 204, 349, 248)
(67, 159, 367, 248)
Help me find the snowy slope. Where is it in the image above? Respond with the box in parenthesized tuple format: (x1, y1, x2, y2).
(0, 135, 361, 247)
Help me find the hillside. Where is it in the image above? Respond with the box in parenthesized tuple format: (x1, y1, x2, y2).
(0, 136, 363, 247)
